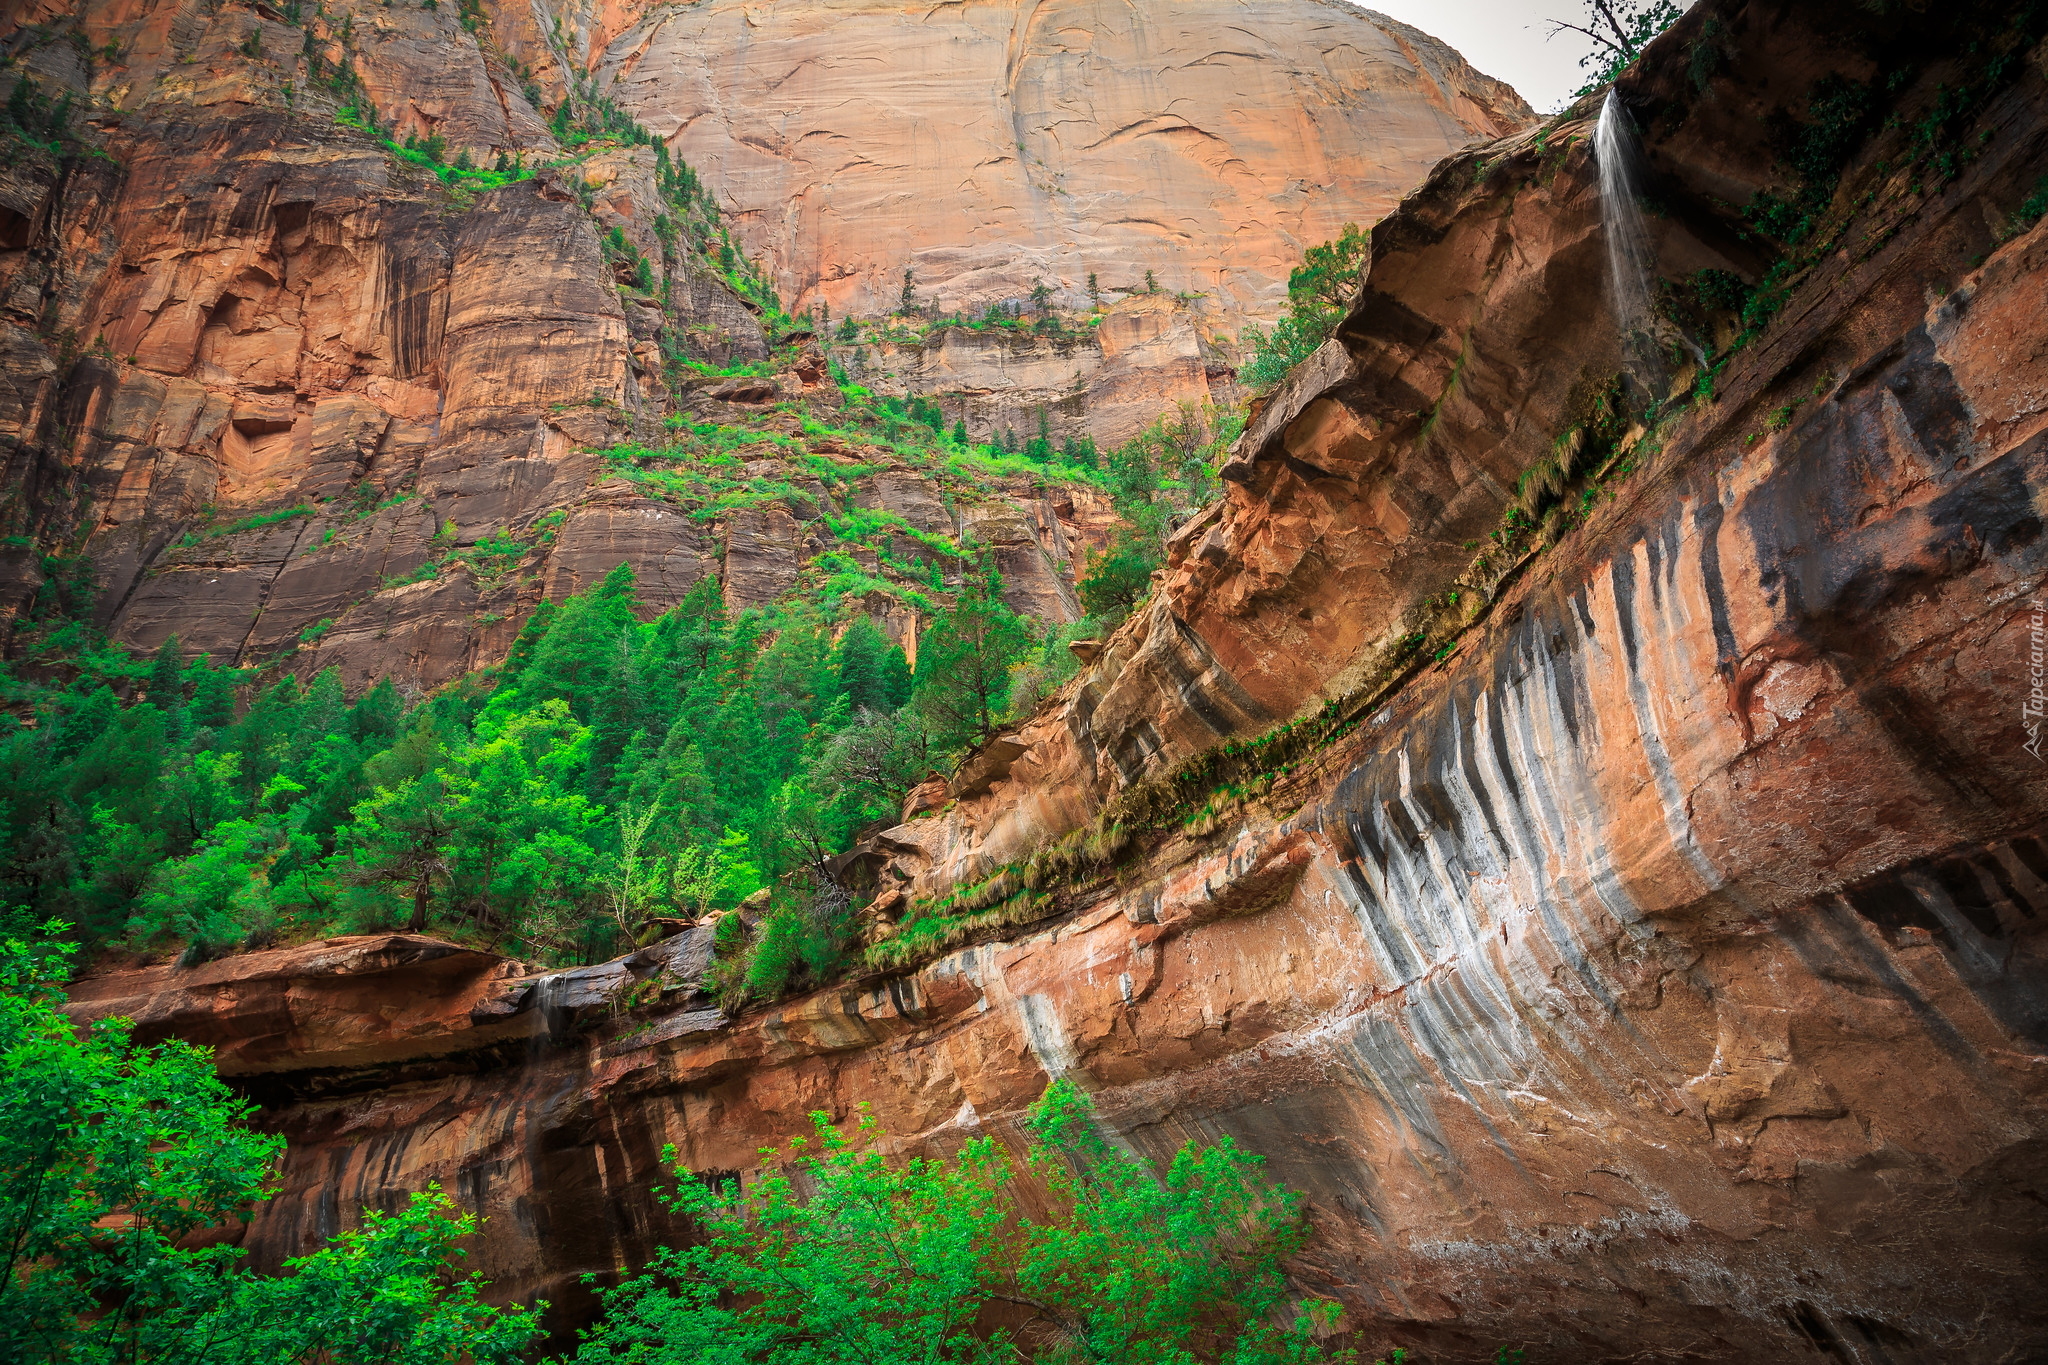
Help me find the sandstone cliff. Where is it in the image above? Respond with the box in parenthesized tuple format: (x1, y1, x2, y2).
(56, 0, 2048, 1359)
(830, 291, 1242, 448)
(0, 0, 1121, 679)
(0, 0, 1518, 672)
(597, 0, 1530, 324)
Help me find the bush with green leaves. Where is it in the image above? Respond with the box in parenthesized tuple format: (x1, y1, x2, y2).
(1239, 224, 1370, 392)
(569, 1079, 1352, 1365)
(0, 919, 541, 1364)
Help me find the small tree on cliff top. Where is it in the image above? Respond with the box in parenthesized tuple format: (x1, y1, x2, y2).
(1549, 0, 1684, 95)
(1240, 222, 1371, 392)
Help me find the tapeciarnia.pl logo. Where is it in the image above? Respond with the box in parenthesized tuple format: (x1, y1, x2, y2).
(2027, 599, 2046, 762)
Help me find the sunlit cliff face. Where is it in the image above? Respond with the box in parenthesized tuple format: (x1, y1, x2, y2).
(597, 0, 1530, 323)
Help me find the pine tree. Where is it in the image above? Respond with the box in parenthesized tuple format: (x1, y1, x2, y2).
(586, 633, 647, 803)
(834, 618, 897, 713)
(347, 678, 405, 746)
(145, 637, 186, 707)
(913, 565, 1033, 754)
(187, 660, 239, 731)
(342, 773, 455, 932)
(52, 686, 120, 763)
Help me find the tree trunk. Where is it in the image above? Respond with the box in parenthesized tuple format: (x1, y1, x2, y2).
(409, 878, 430, 932)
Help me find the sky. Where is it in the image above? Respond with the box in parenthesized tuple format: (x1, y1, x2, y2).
(1345, 0, 1692, 114)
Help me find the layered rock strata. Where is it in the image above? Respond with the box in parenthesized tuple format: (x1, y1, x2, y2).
(0, 0, 1112, 678)
(51, 0, 2048, 1360)
(830, 293, 1243, 449)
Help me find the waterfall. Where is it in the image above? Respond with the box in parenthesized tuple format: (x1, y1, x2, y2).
(529, 971, 574, 1049)
(1595, 89, 1694, 388)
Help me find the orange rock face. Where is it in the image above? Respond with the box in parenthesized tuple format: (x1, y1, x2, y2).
(599, 0, 1530, 324)
(0, 0, 1134, 675)
(55, 2, 2048, 1357)
(591, 0, 1530, 443)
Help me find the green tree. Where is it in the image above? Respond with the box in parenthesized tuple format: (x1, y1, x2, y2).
(835, 617, 912, 713)
(187, 659, 241, 731)
(1240, 223, 1370, 392)
(568, 1081, 1348, 1365)
(913, 567, 1034, 756)
(1078, 532, 1159, 621)
(340, 773, 455, 931)
(128, 815, 289, 954)
(0, 921, 542, 1363)
(186, 1188, 542, 1365)
(1549, 0, 1683, 94)
(0, 922, 284, 1363)
(145, 637, 186, 707)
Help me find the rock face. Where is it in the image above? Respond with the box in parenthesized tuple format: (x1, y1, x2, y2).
(595, 0, 1531, 442)
(600, 0, 1530, 325)
(831, 293, 1243, 448)
(0, 0, 1123, 679)
(57, 1, 2048, 1359)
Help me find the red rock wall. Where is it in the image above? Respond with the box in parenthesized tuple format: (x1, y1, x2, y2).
(0, 0, 1119, 676)
(1, 0, 1524, 674)
(43, 0, 2048, 1360)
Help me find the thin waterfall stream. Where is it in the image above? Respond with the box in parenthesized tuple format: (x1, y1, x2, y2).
(1595, 89, 1702, 395)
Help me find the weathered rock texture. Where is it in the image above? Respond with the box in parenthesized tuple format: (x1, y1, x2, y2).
(597, 0, 1529, 325)
(0, 0, 1123, 679)
(46, 0, 2048, 1360)
(830, 293, 1244, 448)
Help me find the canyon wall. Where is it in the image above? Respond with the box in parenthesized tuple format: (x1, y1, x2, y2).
(0, 0, 1120, 678)
(827, 291, 1243, 448)
(0, 0, 1522, 667)
(56, 1, 2048, 1361)
(596, 0, 1530, 323)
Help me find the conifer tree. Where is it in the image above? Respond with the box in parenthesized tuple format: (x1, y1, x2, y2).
(145, 637, 186, 707)
(913, 565, 1033, 754)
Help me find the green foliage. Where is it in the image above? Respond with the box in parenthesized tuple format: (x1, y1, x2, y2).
(2, 76, 79, 160)
(336, 105, 533, 194)
(2010, 175, 2048, 237)
(912, 564, 1035, 754)
(0, 921, 539, 1362)
(0, 922, 283, 1360)
(1078, 530, 1160, 620)
(1744, 76, 1879, 245)
(193, 1187, 540, 1364)
(1552, 0, 1683, 96)
(1240, 223, 1370, 392)
(175, 503, 316, 548)
(569, 1081, 1350, 1365)
(0, 560, 934, 976)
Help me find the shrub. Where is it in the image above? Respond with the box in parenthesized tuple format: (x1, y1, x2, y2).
(569, 1082, 1353, 1365)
